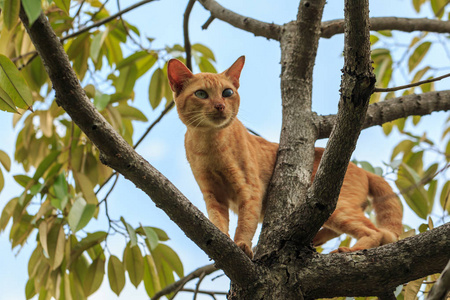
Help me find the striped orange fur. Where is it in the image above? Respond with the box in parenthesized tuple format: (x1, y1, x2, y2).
(167, 57, 403, 258)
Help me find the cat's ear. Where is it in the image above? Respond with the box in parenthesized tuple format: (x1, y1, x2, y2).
(223, 56, 245, 89)
(167, 59, 194, 94)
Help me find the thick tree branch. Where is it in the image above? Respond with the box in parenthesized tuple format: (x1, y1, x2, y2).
(321, 17, 450, 39)
(196, 0, 281, 40)
(289, 0, 375, 245)
(315, 90, 450, 139)
(427, 257, 450, 300)
(255, 0, 326, 259)
(299, 223, 450, 299)
(19, 10, 261, 287)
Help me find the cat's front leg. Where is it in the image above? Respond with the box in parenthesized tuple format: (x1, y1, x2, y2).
(234, 195, 262, 259)
(203, 192, 230, 237)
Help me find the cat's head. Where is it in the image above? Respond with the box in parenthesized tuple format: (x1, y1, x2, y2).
(167, 56, 245, 130)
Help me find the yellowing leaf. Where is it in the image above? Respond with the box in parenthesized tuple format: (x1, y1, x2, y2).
(0, 169, 4, 193)
(0, 197, 18, 232)
(3, 0, 20, 30)
(431, 0, 447, 18)
(151, 244, 184, 278)
(0, 149, 11, 172)
(47, 221, 65, 270)
(108, 255, 125, 296)
(73, 171, 98, 205)
(39, 221, 49, 256)
(408, 42, 431, 72)
(0, 55, 34, 111)
(116, 103, 148, 122)
(405, 277, 424, 300)
(0, 86, 19, 113)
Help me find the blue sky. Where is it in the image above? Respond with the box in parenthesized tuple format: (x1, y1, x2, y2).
(0, 0, 449, 299)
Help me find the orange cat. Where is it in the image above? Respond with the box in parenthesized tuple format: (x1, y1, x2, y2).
(167, 56, 403, 258)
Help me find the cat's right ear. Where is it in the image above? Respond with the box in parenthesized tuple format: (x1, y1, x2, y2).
(167, 59, 194, 94)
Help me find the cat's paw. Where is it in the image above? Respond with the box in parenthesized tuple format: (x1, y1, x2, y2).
(236, 241, 253, 259)
(330, 246, 351, 253)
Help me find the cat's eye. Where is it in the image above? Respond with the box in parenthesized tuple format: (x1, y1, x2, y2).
(222, 88, 234, 98)
(194, 90, 208, 99)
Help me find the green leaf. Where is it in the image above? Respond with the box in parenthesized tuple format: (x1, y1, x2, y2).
(115, 64, 137, 96)
(151, 227, 170, 241)
(116, 103, 148, 122)
(143, 254, 161, 297)
(70, 232, 107, 264)
(121, 217, 137, 247)
(83, 257, 105, 296)
(33, 150, 60, 181)
(53, 0, 71, 15)
(431, 0, 447, 18)
(0, 55, 34, 110)
(396, 164, 429, 219)
(357, 161, 375, 174)
(90, 30, 108, 63)
(52, 173, 69, 210)
(25, 278, 36, 299)
(136, 53, 158, 77)
(0, 86, 19, 113)
(377, 30, 392, 37)
(68, 197, 96, 232)
(3, 0, 20, 30)
(370, 35, 379, 46)
(408, 42, 431, 72)
(413, 0, 426, 12)
(108, 255, 126, 296)
(440, 181, 450, 213)
(152, 244, 184, 278)
(93, 91, 111, 111)
(124, 244, 144, 288)
(116, 51, 148, 69)
(192, 43, 216, 62)
(47, 220, 65, 269)
(198, 56, 217, 73)
(148, 68, 165, 109)
(142, 226, 159, 250)
(22, 0, 42, 26)
(391, 139, 415, 161)
(14, 174, 33, 188)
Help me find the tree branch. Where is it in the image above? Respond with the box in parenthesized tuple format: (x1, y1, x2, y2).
(19, 9, 261, 287)
(374, 72, 450, 93)
(321, 17, 450, 39)
(299, 223, 450, 299)
(196, 0, 281, 40)
(183, 0, 196, 71)
(427, 257, 450, 300)
(152, 264, 218, 300)
(315, 90, 450, 139)
(289, 0, 375, 245)
(255, 0, 326, 259)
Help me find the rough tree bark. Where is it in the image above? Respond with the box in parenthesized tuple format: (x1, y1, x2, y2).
(19, 0, 450, 298)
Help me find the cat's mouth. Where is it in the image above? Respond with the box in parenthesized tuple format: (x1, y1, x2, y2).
(208, 112, 232, 127)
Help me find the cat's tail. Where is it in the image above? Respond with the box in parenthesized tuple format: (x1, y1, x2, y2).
(366, 171, 403, 244)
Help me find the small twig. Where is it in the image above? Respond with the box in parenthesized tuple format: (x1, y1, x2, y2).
(202, 15, 215, 30)
(74, 0, 86, 20)
(180, 288, 227, 297)
(151, 264, 218, 300)
(374, 71, 450, 92)
(89, 0, 110, 23)
(134, 101, 174, 149)
(61, 0, 157, 43)
(96, 101, 175, 195)
(194, 271, 207, 300)
(184, 0, 196, 71)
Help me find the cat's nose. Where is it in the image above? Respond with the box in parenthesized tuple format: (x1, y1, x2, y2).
(214, 103, 225, 112)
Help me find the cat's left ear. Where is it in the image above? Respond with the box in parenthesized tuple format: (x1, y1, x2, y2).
(223, 56, 245, 89)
